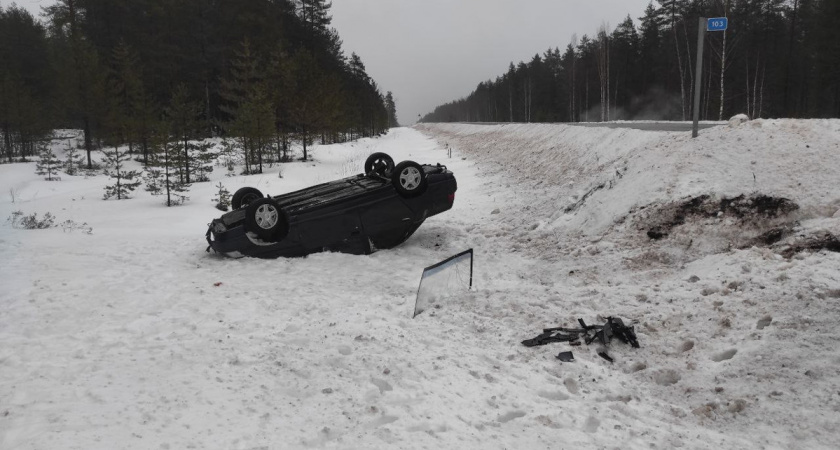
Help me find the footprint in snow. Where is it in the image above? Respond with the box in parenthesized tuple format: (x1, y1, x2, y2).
(497, 410, 526, 423)
(370, 378, 393, 394)
(712, 349, 737, 362)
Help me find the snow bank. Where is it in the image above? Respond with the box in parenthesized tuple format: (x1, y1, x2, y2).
(417, 120, 840, 257)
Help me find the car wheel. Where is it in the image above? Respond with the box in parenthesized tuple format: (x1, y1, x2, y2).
(392, 161, 428, 197)
(232, 187, 264, 210)
(245, 198, 289, 241)
(364, 152, 395, 176)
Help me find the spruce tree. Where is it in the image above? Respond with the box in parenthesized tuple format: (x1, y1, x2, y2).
(212, 182, 231, 211)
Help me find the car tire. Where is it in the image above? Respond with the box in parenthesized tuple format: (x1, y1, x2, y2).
(392, 161, 428, 197)
(364, 152, 395, 177)
(232, 187, 264, 210)
(244, 198, 289, 241)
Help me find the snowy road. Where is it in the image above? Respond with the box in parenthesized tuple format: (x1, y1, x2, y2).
(567, 121, 724, 131)
(460, 121, 725, 132)
(2, 122, 840, 449)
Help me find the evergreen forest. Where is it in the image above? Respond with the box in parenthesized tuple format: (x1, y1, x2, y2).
(421, 0, 840, 123)
(0, 0, 400, 168)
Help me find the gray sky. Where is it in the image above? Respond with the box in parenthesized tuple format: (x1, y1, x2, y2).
(12, 0, 653, 125)
(331, 0, 652, 124)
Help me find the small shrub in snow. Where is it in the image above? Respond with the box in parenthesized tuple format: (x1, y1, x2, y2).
(35, 145, 62, 181)
(60, 219, 93, 234)
(8, 210, 55, 229)
(213, 182, 231, 211)
(7, 211, 93, 234)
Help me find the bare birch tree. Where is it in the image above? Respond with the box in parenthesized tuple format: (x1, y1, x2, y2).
(719, 0, 730, 120)
(596, 24, 611, 122)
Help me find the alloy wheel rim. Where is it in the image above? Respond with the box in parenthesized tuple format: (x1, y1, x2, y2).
(255, 204, 279, 229)
(399, 167, 421, 190)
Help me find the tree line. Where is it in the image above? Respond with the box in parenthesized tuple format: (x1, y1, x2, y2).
(0, 0, 400, 168)
(421, 0, 840, 123)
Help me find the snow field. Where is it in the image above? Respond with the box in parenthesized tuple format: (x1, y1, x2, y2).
(1, 121, 840, 449)
(417, 121, 840, 449)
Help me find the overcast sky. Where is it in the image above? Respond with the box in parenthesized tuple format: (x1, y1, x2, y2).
(13, 0, 652, 125)
(331, 0, 652, 124)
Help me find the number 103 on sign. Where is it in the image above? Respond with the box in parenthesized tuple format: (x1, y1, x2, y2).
(707, 17, 728, 32)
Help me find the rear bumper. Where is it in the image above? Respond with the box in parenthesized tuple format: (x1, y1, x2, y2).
(206, 222, 259, 258)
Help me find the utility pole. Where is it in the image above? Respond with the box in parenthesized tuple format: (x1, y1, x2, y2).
(694, 16, 728, 138)
(692, 18, 706, 138)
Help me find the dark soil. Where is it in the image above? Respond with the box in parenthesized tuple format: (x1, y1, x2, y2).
(751, 226, 795, 246)
(780, 233, 840, 258)
(646, 194, 799, 240)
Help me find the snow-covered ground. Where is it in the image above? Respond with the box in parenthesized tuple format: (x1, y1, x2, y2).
(1, 121, 839, 449)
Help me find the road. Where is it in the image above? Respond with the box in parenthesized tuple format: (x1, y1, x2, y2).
(455, 121, 726, 132)
(567, 121, 724, 132)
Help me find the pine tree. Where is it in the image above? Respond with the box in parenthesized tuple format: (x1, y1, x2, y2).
(45, 0, 109, 169)
(563, 38, 578, 122)
(218, 138, 239, 176)
(611, 16, 640, 118)
(190, 140, 217, 183)
(143, 130, 190, 207)
(62, 141, 85, 175)
(266, 43, 294, 162)
(234, 84, 275, 172)
(219, 38, 273, 172)
(165, 84, 202, 183)
(108, 40, 144, 158)
(36, 144, 61, 181)
(297, 0, 332, 31)
(102, 146, 141, 200)
(289, 49, 336, 160)
(1, 6, 52, 162)
(384, 91, 398, 128)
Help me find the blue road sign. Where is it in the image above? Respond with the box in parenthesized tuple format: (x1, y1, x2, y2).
(707, 17, 728, 32)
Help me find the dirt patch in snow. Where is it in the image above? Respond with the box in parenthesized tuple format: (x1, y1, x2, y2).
(632, 194, 801, 259)
(643, 194, 799, 241)
(778, 231, 840, 258)
(636, 194, 840, 259)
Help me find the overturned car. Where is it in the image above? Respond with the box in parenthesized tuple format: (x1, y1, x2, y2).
(206, 153, 457, 258)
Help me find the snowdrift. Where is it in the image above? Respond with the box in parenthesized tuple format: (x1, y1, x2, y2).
(416, 120, 840, 263)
